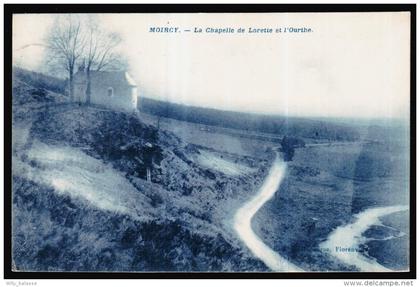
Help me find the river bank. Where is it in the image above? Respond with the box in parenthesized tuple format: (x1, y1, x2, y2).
(320, 205, 409, 272)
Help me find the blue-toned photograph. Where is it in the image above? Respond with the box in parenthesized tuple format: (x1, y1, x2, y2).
(11, 12, 411, 273)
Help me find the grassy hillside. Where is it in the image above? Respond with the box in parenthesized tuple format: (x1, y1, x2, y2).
(11, 71, 271, 271)
(13, 67, 67, 95)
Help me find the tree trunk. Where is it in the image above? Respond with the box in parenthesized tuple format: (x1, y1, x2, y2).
(86, 68, 91, 105)
(69, 71, 74, 102)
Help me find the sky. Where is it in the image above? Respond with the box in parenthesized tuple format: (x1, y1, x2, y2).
(13, 12, 410, 119)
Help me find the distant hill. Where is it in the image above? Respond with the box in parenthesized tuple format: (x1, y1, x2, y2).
(139, 97, 361, 141)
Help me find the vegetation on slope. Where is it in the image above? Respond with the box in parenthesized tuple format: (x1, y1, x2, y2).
(11, 69, 269, 271)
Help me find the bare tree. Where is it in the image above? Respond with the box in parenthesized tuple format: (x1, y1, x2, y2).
(83, 17, 122, 104)
(45, 15, 85, 101)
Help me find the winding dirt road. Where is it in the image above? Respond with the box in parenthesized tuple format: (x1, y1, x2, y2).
(233, 153, 303, 272)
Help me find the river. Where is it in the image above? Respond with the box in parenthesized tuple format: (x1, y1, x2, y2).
(320, 205, 409, 271)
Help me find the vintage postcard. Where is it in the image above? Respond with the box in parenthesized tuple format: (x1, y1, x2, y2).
(6, 5, 414, 277)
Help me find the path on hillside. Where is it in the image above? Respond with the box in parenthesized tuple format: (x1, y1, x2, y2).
(233, 153, 303, 272)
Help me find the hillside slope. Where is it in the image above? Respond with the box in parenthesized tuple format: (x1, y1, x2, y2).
(11, 70, 271, 271)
